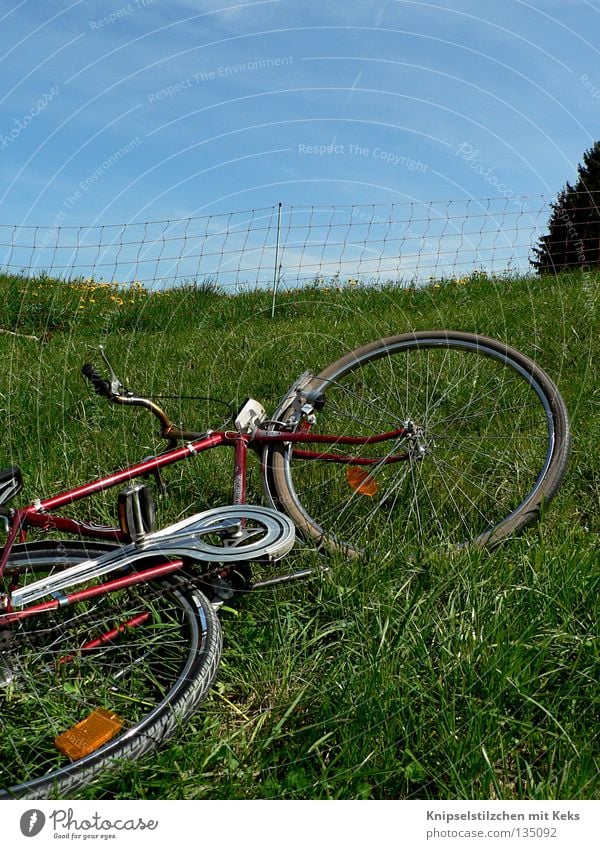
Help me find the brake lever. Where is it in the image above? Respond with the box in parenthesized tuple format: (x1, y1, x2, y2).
(99, 345, 126, 396)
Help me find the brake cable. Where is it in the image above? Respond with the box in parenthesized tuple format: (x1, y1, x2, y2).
(148, 395, 235, 424)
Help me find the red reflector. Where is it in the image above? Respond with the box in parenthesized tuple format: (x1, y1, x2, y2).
(346, 467, 379, 496)
(54, 708, 123, 760)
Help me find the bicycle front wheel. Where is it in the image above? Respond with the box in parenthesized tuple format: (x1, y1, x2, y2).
(268, 332, 570, 555)
(0, 542, 221, 799)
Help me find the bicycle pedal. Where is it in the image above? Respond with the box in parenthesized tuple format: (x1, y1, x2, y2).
(117, 484, 156, 542)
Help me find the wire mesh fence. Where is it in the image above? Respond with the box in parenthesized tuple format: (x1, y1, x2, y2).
(0, 196, 554, 293)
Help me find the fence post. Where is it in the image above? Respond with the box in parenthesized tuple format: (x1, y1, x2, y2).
(270, 202, 282, 318)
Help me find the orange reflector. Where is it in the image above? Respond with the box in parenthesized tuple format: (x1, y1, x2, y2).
(54, 708, 123, 760)
(346, 467, 379, 496)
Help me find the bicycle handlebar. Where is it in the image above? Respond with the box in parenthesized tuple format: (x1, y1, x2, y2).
(81, 364, 207, 445)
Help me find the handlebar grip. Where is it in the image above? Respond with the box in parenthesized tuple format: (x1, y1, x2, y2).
(82, 364, 112, 397)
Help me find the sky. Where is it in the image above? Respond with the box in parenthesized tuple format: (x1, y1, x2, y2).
(1, 0, 599, 286)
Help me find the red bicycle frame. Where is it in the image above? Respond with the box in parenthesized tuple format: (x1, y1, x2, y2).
(0, 422, 410, 624)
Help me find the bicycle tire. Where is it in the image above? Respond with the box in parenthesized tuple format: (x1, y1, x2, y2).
(267, 331, 571, 555)
(0, 541, 221, 799)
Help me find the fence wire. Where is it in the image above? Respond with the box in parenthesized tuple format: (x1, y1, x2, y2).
(0, 196, 557, 292)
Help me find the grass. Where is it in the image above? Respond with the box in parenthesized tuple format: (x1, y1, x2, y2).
(0, 269, 597, 800)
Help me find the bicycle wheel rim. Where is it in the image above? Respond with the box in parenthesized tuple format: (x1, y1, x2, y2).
(270, 332, 569, 555)
(0, 544, 219, 798)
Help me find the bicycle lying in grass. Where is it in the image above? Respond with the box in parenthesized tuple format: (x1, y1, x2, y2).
(0, 331, 570, 798)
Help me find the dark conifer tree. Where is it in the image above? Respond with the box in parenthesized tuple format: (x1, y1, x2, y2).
(532, 141, 600, 273)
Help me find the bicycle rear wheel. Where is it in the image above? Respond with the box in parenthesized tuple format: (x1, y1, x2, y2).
(0, 542, 221, 799)
(268, 331, 570, 555)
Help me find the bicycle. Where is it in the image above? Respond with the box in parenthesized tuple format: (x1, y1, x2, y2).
(0, 331, 570, 799)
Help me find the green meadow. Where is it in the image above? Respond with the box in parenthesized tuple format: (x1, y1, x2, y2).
(0, 269, 597, 799)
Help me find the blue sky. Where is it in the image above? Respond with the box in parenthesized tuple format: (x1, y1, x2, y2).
(1, 0, 599, 285)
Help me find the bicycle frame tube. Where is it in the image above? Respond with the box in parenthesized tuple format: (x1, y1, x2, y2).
(0, 432, 230, 579)
(0, 559, 184, 626)
(255, 426, 411, 466)
(0, 425, 409, 581)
